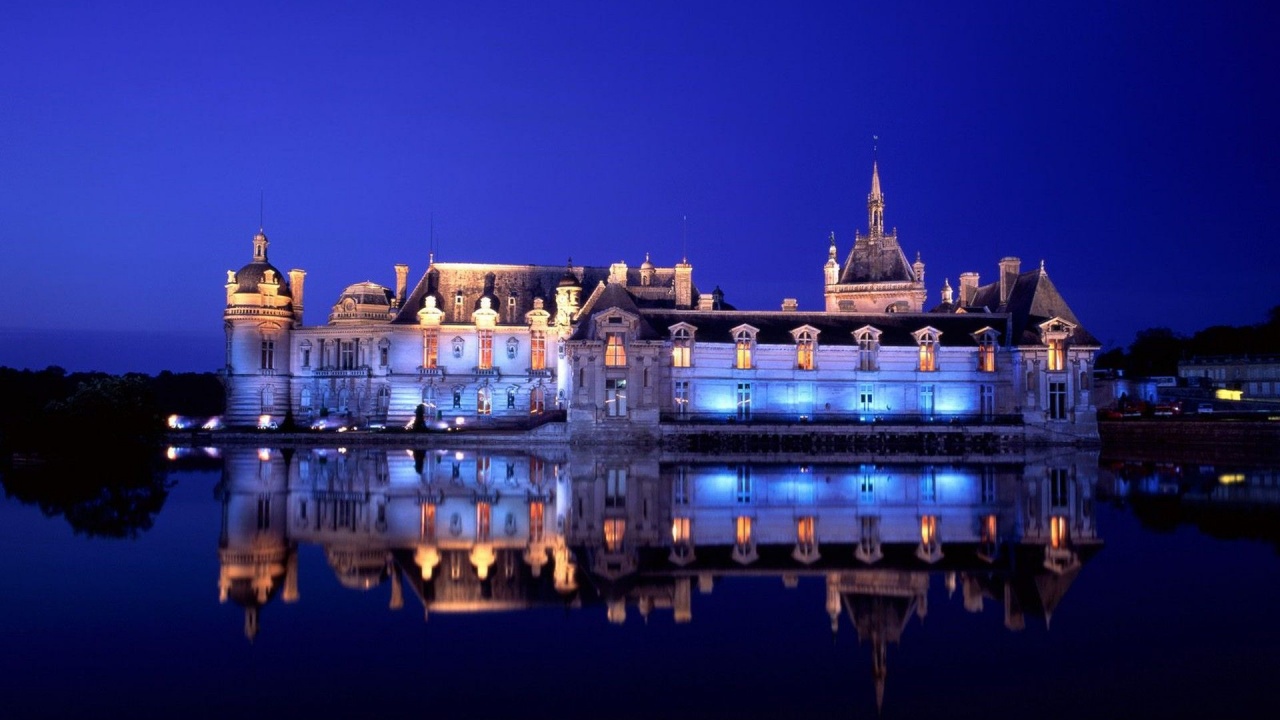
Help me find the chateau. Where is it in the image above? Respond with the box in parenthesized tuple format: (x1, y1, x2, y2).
(222, 163, 1100, 444)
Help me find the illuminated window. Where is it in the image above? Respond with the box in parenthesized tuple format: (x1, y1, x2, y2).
(916, 331, 938, 372)
(529, 386, 545, 414)
(795, 330, 815, 370)
(672, 327, 692, 368)
(674, 380, 690, 417)
(476, 502, 491, 541)
(478, 330, 494, 369)
(734, 329, 754, 369)
(604, 518, 626, 552)
(1049, 515, 1069, 549)
(423, 330, 439, 369)
(530, 330, 546, 370)
(1047, 338, 1066, 371)
(506, 337, 518, 360)
(735, 515, 753, 547)
(920, 515, 938, 547)
(981, 514, 997, 545)
(796, 516, 816, 547)
(1049, 381, 1067, 419)
(672, 516, 691, 544)
(477, 387, 492, 415)
(976, 331, 997, 372)
(605, 333, 627, 367)
(529, 502, 544, 543)
(260, 339, 275, 370)
(420, 503, 436, 540)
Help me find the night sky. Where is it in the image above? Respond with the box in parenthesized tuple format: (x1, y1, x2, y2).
(2, 1, 1277, 374)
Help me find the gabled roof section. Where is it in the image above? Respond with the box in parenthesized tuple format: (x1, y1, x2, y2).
(569, 282, 663, 341)
(965, 268, 1097, 346)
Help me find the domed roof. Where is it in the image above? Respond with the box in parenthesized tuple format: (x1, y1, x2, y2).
(558, 264, 580, 288)
(335, 281, 394, 306)
(233, 260, 293, 297)
(326, 548, 389, 590)
(640, 253, 654, 270)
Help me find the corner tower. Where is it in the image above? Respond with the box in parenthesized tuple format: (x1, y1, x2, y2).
(823, 162, 927, 313)
(222, 228, 298, 427)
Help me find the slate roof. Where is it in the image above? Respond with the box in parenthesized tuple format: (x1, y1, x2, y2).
(233, 260, 293, 298)
(391, 262, 700, 325)
(837, 232, 917, 285)
(966, 269, 1099, 346)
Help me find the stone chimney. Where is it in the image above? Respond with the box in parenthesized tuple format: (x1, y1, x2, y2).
(288, 269, 306, 323)
(674, 260, 693, 309)
(959, 272, 979, 307)
(999, 257, 1021, 305)
(609, 261, 628, 285)
(782, 298, 798, 312)
(394, 264, 409, 306)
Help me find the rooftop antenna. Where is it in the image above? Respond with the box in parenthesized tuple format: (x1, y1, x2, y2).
(259, 190, 264, 231)
(429, 211, 435, 264)
(682, 214, 688, 263)
(873, 134, 878, 162)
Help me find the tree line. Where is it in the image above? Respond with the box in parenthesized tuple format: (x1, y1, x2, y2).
(1095, 306, 1280, 378)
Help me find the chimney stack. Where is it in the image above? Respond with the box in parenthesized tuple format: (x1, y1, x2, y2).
(781, 298, 798, 312)
(674, 260, 693, 309)
(959, 272, 979, 307)
(394, 264, 409, 306)
(998, 257, 1021, 305)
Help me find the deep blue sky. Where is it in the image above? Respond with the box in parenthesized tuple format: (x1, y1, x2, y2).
(2, 1, 1277, 373)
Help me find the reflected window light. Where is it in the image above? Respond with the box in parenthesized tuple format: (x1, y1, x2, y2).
(1050, 515, 1070, 549)
(604, 518, 626, 552)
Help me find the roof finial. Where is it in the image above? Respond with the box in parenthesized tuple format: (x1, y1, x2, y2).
(681, 214, 688, 263)
(1040, 259, 1046, 273)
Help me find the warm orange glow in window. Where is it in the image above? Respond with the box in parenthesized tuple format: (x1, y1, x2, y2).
(1050, 515, 1069, 549)
(528, 501, 545, 542)
(672, 328, 692, 368)
(423, 330, 439, 369)
(918, 338, 937, 372)
(476, 501, 491, 541)
(530, 331, 546, 370)
(735, 332, 753, 369)
(979, 342, 996, 372)
(671, 516, 691, 544)
(920, 515, 938, 545)
(796, 334, 814, 370)
(1047, 338, 1065, 371)
(604, 518, 626, 552)
(605, 333, 627, 366)
(797, 516, 816, 545)
(735, 515, 753, 546)
(478, 330, 494, 369)
(982, 514, 997, 544)
(421, 503, 437, 540)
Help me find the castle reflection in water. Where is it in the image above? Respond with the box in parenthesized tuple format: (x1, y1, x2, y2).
(217, 446, 1100, 708)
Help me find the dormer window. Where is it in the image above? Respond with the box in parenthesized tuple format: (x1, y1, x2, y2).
(454, 292, 464, 310)
(671, 325, 694, 368)
(1039, 318, 1076, 372)
(792, 327, 818, 371)
(732, 325, 758, 370)
(855, 326, 881, 371)
(913, 327, 941, 372)
(973, 328, 999, 372)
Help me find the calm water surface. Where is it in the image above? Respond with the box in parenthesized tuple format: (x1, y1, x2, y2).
(2, 446, 1278, 719)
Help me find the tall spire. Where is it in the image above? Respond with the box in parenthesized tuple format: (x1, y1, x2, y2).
(868, 162, 885, 236)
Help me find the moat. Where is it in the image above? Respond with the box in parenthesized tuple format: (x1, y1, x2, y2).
(2, 445, 1277, 718)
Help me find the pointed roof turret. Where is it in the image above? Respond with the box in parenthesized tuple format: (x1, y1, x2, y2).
(867, 162, 885, 237)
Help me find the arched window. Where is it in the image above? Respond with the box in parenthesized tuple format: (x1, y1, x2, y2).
(672, 327, 693, 368)
(913, 328, 940, 372)
(734, 329, 755, 370)
(974, 329, 998, 372)
(855, 327, 880, 371)
(530, 386, 546, 414)
(795, 330, 815, 371)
